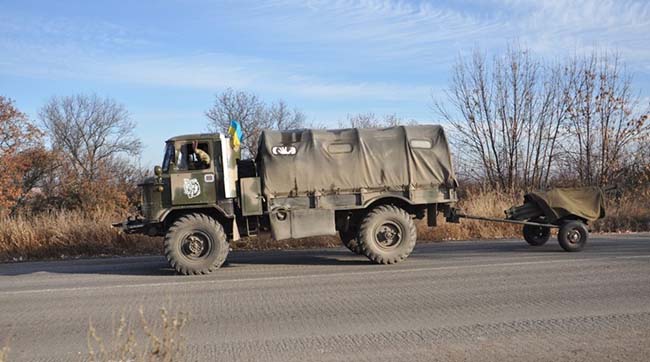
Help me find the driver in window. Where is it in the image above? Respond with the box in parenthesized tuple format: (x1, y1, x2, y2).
(191, 140, 211, 169)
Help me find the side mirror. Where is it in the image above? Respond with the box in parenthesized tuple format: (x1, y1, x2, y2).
(154, 166, 163, 176)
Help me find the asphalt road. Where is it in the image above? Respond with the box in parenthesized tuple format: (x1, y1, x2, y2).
(1, 233, 650, 362)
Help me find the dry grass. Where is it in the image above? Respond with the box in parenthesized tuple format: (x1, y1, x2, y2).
(87, 306, 187, 362)
(418, 190, 522, 241)
(1, 189, 648, 262)
(0, 342, 8, 362)
(591, 187, 650, 232)
(0, 209, 159, 262)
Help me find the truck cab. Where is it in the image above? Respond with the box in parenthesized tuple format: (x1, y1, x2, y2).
(129, 134, 238, 236)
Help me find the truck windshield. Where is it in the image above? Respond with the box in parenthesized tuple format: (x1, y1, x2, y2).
(162, 143, 175, 172)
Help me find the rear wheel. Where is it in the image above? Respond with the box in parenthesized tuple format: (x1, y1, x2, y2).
(523, 222, 551, 246)
(358, 205, 416, 264)
(164, 213, 229, 275)
(557, 220, 589, 252)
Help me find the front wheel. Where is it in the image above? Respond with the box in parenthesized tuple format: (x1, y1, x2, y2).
(557, 220, 589, 252)
(358, 205, 417, 264)
(164, 213, 229, 275)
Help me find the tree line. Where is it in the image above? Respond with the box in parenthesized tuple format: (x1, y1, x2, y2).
(1, 45, 648, 218)
(435, 46, 649, 192)
(0, 95, 143, 216)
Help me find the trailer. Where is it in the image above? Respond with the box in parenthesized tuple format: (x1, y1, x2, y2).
(445, 186, 609, 252)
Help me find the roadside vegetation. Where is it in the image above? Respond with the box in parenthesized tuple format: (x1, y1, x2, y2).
(0, 342, 8, 362)
(0, 304, 186, 362)
(0, 44, 648, 262)
(1, 186, 648, 262)
(0, 210, 160, 261)
(87, 306, 187, 362)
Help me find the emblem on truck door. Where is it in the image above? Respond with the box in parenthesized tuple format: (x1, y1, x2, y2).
(272, 145, 297, 155)
(183, 178, 201, 199)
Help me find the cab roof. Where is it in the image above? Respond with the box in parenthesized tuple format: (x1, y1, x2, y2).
(166, 133, 223, 142)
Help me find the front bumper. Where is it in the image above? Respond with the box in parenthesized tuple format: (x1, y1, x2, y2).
(112, 218, 149, 234)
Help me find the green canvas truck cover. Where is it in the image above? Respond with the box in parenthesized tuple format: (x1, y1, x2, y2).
(524, 186, 606, 222)
(256, 125, 457, 197)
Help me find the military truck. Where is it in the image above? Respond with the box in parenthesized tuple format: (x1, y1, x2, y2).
(114, 125, 458, 274)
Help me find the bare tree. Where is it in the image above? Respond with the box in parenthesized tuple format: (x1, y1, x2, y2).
(38, 94, 142, 210)
(205, 88, 305, 158)
(618, 141, 650, 195)
(435, 46, 569, 190)
(340, 112, 416, 128)
(562, 52, 649, 186)
(435, 45, 649, 190)
(40, 94, 141, 181)
(270, 100, 305, 131)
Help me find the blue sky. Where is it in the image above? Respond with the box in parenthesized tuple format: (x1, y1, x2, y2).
(1, 0, 649, 166)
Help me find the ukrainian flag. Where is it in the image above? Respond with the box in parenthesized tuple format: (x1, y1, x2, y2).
(228, 120, 243, 158)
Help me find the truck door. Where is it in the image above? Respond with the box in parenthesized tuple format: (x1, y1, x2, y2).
(170, 140, 217, 205)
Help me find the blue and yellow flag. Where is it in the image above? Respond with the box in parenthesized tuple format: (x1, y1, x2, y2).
(227, 120, 243, 158)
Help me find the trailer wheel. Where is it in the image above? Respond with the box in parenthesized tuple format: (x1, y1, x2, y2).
(339, 230, 363, 255)
(523, 223, 551, 246)
(358, 205, 416, 264)
(557, 220, 588, 252)
(164, 213, 229, 275)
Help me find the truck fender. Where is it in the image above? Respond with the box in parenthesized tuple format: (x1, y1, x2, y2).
(160, 205, 234, 228)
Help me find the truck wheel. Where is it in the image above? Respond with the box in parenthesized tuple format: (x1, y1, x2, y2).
(358, 205, 417, 264)
(164, 213, 229, 275)
(523, 223, 551, 246)
(339, 230, 363, 255)
(557, 220, 588, 252)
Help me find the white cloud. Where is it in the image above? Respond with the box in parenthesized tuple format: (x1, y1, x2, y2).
(239, 0, 507, 63)
(506, 0, 650, 62)
(1, 0, 649, 104)
(0, 38, 430, 102)
(242, 0, 650, 68)
(0, 11, 154, 50)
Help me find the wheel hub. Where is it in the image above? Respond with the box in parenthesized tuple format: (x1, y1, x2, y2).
(188, 236, 204, 255)
(182, 233, 210, 259)
(567, 229, 581, 244)
(376, 222, 401, 248)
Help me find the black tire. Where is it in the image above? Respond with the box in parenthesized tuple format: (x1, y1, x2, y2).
(339, 230, 363, 255)
(164, 213, 229, 275)
(358, 205, 417, 264)
(523, 223, 551, 246)
(557, 220, 589, 252)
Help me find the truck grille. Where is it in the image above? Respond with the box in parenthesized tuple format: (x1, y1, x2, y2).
(140, 184, 159, 221)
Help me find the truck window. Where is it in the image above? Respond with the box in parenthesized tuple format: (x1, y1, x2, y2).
(176, 142, 211, 171)
(162, 143, 175, 172)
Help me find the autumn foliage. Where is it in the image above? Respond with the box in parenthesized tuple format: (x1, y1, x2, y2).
(0, 94, 144, 216)
(0, 97, 54, 216)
